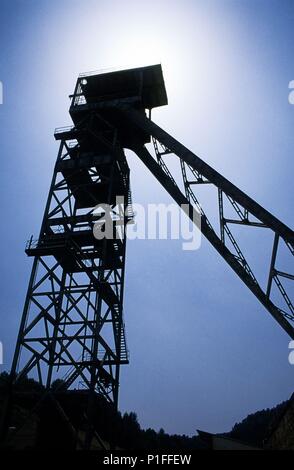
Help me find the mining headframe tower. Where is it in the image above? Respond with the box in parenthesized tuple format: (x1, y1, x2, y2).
(1, 64, 293, 449)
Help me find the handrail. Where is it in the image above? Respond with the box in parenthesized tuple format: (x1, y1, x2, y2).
(54, 125, 75, 134)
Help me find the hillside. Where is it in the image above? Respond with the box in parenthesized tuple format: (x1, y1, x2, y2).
(0, 372, 291, 449)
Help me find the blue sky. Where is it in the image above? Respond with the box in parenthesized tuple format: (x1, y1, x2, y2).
(0, 0, 293, 435)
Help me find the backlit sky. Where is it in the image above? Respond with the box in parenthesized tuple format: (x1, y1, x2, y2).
(0, 0, 293, 435)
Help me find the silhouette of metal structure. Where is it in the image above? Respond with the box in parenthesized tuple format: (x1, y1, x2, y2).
(2, 64, 293, 448)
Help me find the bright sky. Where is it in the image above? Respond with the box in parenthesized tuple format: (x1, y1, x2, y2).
(0, 0, 293, 435)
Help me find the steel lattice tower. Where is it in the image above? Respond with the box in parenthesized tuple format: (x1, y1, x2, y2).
(15, 90, 133, 403)
(1, 64, 293, 449)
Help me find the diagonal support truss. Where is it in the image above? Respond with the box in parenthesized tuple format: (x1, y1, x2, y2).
(119, 106, 294, 339)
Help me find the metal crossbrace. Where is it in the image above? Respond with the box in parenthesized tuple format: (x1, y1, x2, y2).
(273, 275, 294, 316)
(181, 162, 215, 232)
(152, 138, 258, 284)
(122, 107, 294, 337)
(153, 137, 214, 231)
(227, 194, 248, 221)
(218, 190, 258, 284)
(152, 137, 178, 187)
(67, 238, 128, 360)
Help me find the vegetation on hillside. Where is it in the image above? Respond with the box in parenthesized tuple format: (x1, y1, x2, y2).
(0, 372, 290, 449)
